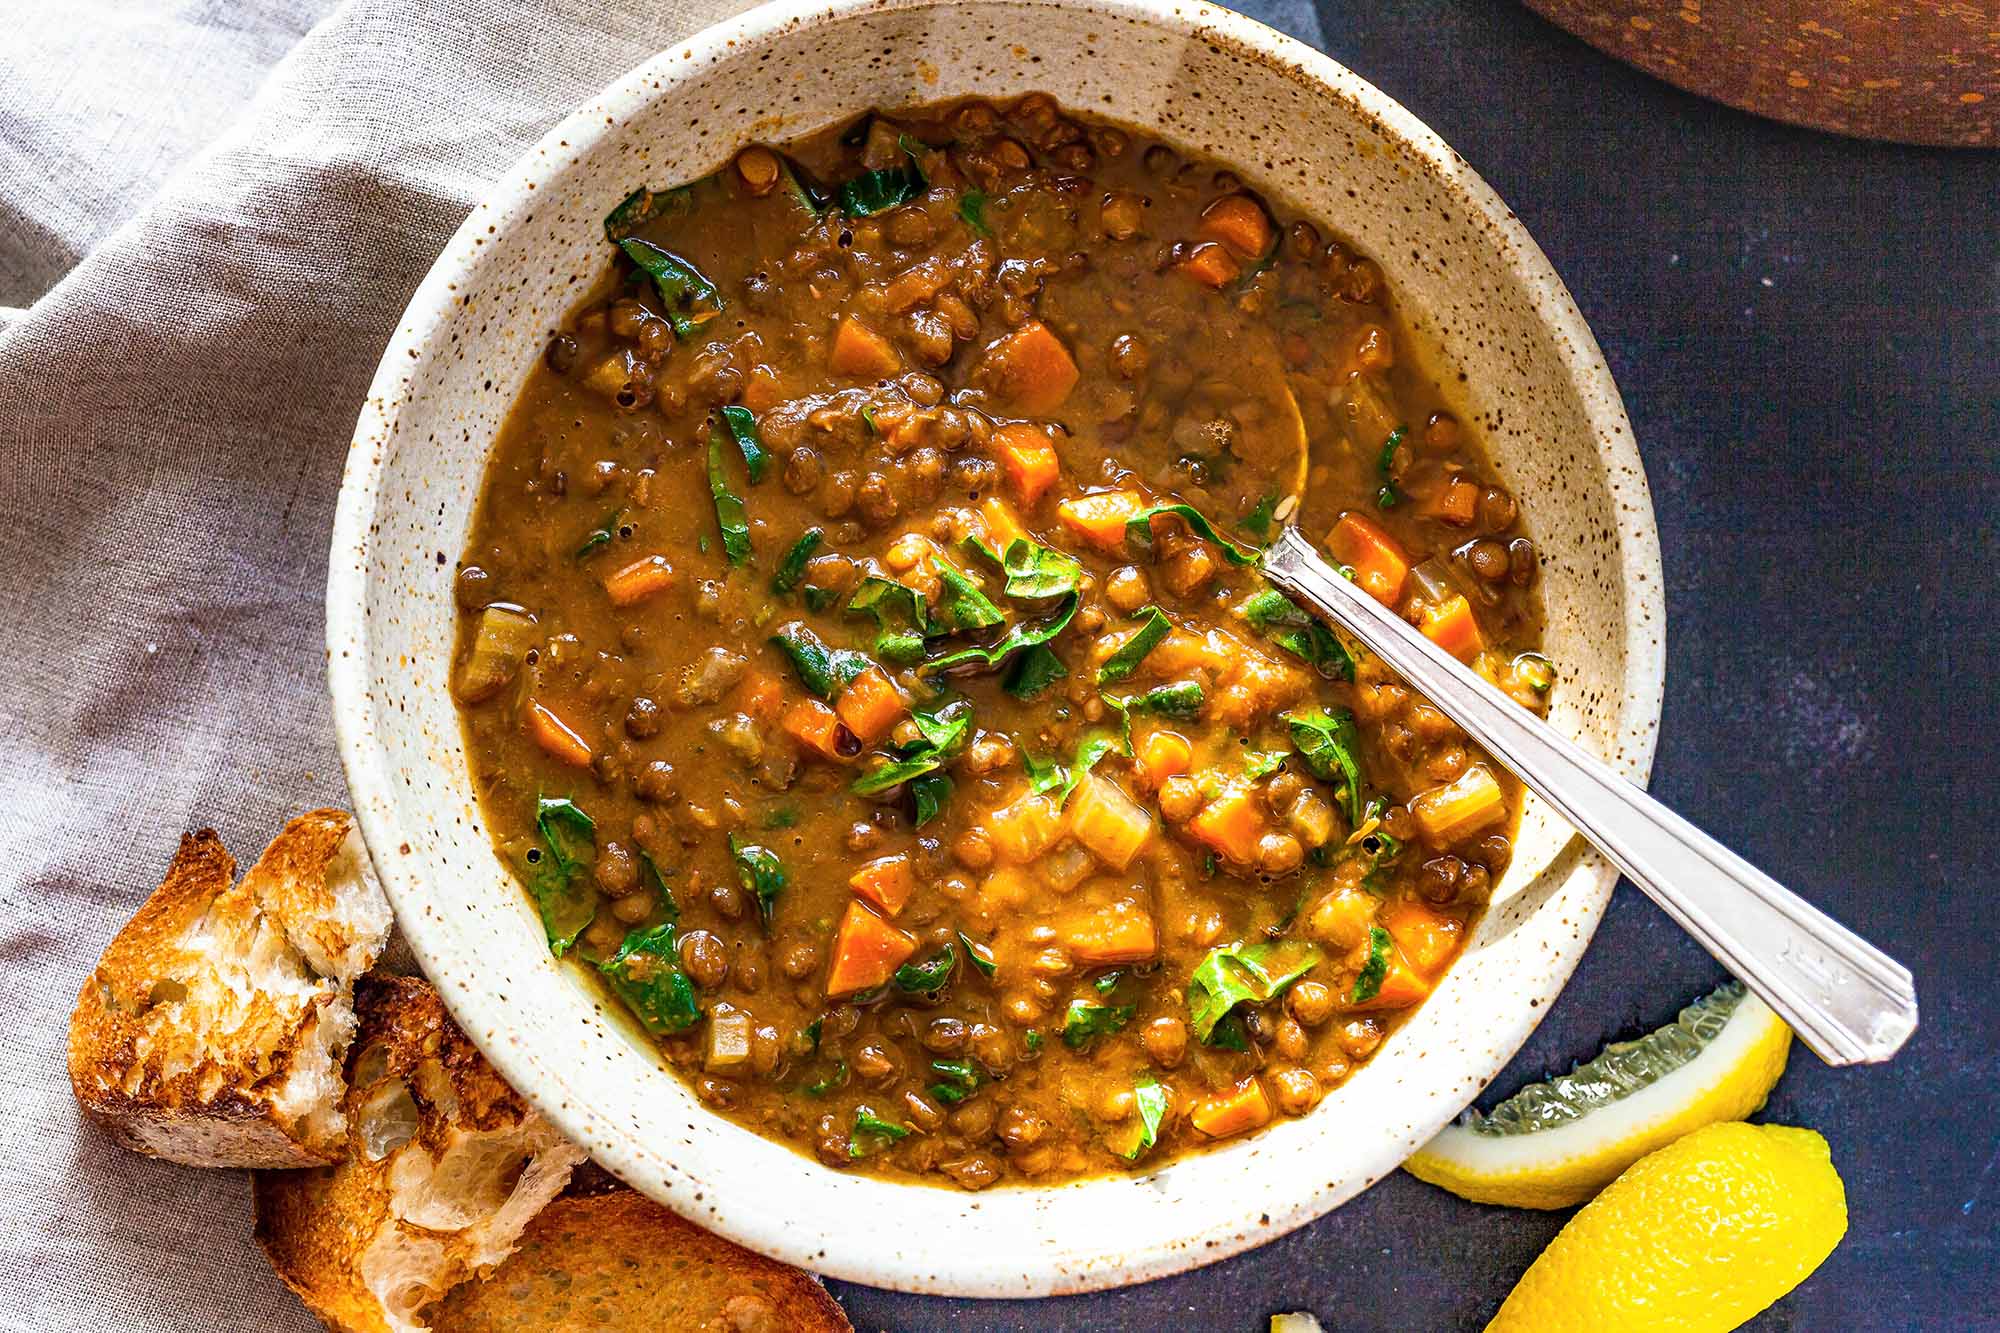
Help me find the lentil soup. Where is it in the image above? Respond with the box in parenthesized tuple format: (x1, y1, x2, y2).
(451, 96, 1555, 1188)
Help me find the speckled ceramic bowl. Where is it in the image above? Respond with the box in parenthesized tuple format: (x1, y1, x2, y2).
(328, 0, 1663, 1297)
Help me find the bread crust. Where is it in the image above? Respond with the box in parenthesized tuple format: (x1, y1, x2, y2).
(254, 976, 586, 1333)
(67, 812, 389, 1168)
(429, 1190, 853, 1333)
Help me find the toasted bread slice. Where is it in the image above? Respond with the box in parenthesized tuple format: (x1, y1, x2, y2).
(430, 1189, 852, 1333)
(67, 810, 393, 1167)
(255, 975, 587, 1333)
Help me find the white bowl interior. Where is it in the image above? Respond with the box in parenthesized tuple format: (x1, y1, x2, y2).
(330, 0, 1662, 1296)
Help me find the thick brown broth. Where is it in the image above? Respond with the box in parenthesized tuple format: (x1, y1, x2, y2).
(451, 96, 1555, 1188)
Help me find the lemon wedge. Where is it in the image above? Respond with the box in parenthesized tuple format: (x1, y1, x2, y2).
(1487, 1121, 1846, 1332)
(1406, 981, 1792, 1208)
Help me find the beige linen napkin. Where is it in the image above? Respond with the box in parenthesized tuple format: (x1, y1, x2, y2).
(0, 1, 747, 1327)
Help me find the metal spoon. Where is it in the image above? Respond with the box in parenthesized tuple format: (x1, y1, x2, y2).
(1260, 523, 1918, 1065)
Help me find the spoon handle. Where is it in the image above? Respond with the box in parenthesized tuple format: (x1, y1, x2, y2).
(1262, 526, 1917, 1066)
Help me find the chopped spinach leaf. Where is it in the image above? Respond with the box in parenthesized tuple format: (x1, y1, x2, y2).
(706, 423, 752, 566)
(1125, 502, 1262, 565)
(849, 1107, 911, 1156)
(768, 622, 874, 699)
(930, 558, 1006, 632)
(638, 849, 679, 924)
(922, 593, 1078, 676)
(837, 136, 927, 217)
(1061, 999, 1135, 1049)
(1286, 708, 1366, 826)
(762, 804, 800, 830)
(526, 797, 596, 955)
(910, 772, 953, 826)
(719, 404, 770, 484)
(1024, 1029, 1044, 1053)
(1105, 680, 1205, 725)
(576, 507, 624, 560)
(1186, 939, 1322, 1042)
(957, 930, 998, 979)
(727, 835, 786, 929)
(1243, 749, 1289, 780)
(601, 184, 693, 242)
(964, 535, 1083, 601)
(1097, 606, 1170, 684)
(1236, 589, 1355, 680)
(894, 942, 957, 995)
(957, 188, 992, 237)
(850, 694, 972, 803)
(927, 1058, 983, 1105)
(802, 584, 838, 613)
(616, 237, 722, 338)
(597, 922, 701, 1035)
(1241, 494, 1280, 541)
(770, 528, 823, 595)
(1112, 1074, 1171, 1161)
(1094, 971, 1124, 995)
(802, 1061, 847, 1097)
(1351, 925, 1392, 1003)
(1003, 642, 1068, 699)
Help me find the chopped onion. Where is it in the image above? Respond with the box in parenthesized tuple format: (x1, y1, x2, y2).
(453, 604, 537, 703)
(706, 1006, 752, 1069)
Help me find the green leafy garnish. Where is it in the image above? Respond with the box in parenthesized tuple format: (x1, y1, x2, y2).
(894, 942, 957, 995)
(525, 797, 596, 955)
(928, 1059, 983, 1105)
(1003, 643, 1067, 699)
(602, 184, 693, 242)
(963, 534, 1083, 601)
(957, 930, 998, 979)
(776, 155, 830, 217)
(958, 189, 992, 236)
(849, 575, 936, 665)
(771, 528, 823, 595)
(910, 773, 953, 826)
(706, 423, 752, 566)
(1094, 971, 1124, 995)
(802, 1061, 847, 1097)
(1286, 708, 1366, 826)
(850, 695, 973, 808)
(1125, 503, 1262, 565)
(1243, 749, 1289, 780)
(617, 238, 722, 338)
(930, 559, 1006, 632)
(1186, 939, 1322, 1042)
(769, 622, 874, 699)
(1104, 680, 1205, 726)
(1097, 606, 1170, 684)
(762, 804, 800, 830)
(576, 508, 624, 560)
(597, 922, 701, 1035)
(719, 405, 770, 484)
(849, 1107, 911, 1156)
(638, 850, 679, 924)
(922, 594, 1078, 676)
(1237, 589, 1356, 680)
(1061, 999, 1135, 1049)
(802, 585, 839, 613)
(837, 135, 927, 217)
(727, 835, 786, 929)
(1351, 925, 1392, 1003)
(1241, 494, 1280, 541)
(1024, 1029, 1044, 1053)
(1111, 1074, 1171, 1161)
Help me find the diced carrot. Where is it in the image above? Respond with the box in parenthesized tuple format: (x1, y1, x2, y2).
(834, 666, 906, 744)
(1381, 898, 1464, 975)
(1410, 764, 1506, 845)
(884, 255, 954, 314)
(1059, 900, 1159, 965)
(525, 700, 593, 768)
(1419, 593, 1485, 660)
(1348, 953, 1434, 1012)
(1189, 1076, 1273, 1138)
(1068, 773, 1154, 869)
(732, 669, 785, 722)
(980, 320, 1079, 416)
(1056, 489, 1146, 551)
(985, 792, 1068, 863)
(1196, 194, 1274, 258)
(602, 554, 677, 608)
(1327, 512, 1410, 607)
(849, 854, 917, 917)
(1431, 476, 1479, 526)
(1188, 779, 1267, 865)
(825, 901, 919, 997)
(980, 496, 1029, 549)
(1177, 242, 1241, 289)
(994, 423, 1061, 507)
(1306, 886, 1381, 951)
(1136, 730, 1193, 788)
(829, 316, 902, 379)
(740, 369, 783, 413)
(781, 698, 851, 762)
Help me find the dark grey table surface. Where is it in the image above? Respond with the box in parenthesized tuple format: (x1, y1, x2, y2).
(829, 3, 2000, 1329)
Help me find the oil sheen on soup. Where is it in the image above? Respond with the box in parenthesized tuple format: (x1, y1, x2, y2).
(451, 95, 1556, 1189)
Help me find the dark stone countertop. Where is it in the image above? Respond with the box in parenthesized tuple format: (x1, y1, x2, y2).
(831, 3, 2000, 1327)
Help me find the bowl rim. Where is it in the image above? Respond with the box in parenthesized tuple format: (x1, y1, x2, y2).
(328, 0, 1665, 1296)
